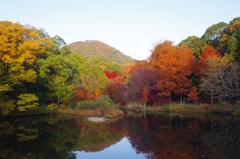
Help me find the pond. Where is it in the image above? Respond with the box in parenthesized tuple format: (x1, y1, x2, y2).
(0, 112, 239, 159)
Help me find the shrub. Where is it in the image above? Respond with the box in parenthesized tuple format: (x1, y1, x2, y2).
(74, 95, 119, 110)
(236, 100, 240, 105)
(162, 105, 170, 111)
(216, 100, 224, 106)
(96, 95, 119, 109)
(75, 100, 98, 109)
(182, 104, 193, 110)
(46, 103, 57, 111)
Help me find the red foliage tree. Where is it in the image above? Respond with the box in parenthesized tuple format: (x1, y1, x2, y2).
(104, 70, 118, 79)
(106, 77, 125, 101)
(73, 89, 88, 101)
(125, 67, 158, 108)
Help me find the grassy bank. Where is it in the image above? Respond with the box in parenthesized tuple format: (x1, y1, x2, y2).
(122, 103, 240, 116)
(0, 107, 55, 118)
(57, 107, 123, 119)
(57, 95, 124, 119)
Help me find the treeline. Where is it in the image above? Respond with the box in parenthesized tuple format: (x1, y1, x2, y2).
(107, 17, 240, 108)
(0, 17, 240, 116)
(0, 21, 122, 116)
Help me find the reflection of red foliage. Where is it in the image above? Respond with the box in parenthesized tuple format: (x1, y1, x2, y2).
(79, 122, 86, 128)
(108, 127, 121, 134)
(104, 70, 118, 79)
(108, 120, 123, 134)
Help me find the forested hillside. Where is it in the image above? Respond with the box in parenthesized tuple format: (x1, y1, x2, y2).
(1, 17, 240, 117)
(68, 40, 134, 64)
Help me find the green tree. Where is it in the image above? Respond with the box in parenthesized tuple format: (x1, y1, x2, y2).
(80, 63, 108, 97)
(17, 94, 39, 111)
(202, 22, 228, 48)
(178, 36, 206, 58)
(0, 21, 53, 115)
(217, 17, 240, 61)
(39, 55, 75, 107)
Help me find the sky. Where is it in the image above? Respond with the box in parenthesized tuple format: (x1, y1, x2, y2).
(1, 0, 240, 60)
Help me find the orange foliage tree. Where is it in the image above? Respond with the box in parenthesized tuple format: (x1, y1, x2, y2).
(197, 45, 220, 76)
(150, 41, 178, 103)
(150, 41, 196, 104)
(175, 45, 196, 103)
(186, 86, 199, 105)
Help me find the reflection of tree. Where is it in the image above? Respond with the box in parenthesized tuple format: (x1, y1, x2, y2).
(77, 120, 123, 152)
(200, 116, 240, 159)
(0, 114, 239, 159)
(0, 116, 79, 159)
(0, 116, 124, 159)
(16, 125, 38, 141)
(123, 114, 202, 159)
(123, 113, 240, 159)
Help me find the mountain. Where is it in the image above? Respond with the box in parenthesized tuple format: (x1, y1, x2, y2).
(67, 40, 135, 64)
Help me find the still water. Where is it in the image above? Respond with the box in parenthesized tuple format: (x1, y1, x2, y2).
(0, 112, 239, 159)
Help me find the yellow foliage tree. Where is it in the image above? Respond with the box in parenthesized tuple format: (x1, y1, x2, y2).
(0, 21, 52, 85)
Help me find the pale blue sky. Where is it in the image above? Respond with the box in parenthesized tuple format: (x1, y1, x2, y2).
(1, 0, 239, 60)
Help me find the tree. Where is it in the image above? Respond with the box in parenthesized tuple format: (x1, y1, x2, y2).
(186, 86, 199, 105)
(125, 67, 158, 109)
(0, 21, 52, 85)
(200, 57, 240, 104)
(17, 94, 39, 111)
(48, 75, 73, 107)
(39, 55, 75, 107)
(150, 41, 178, 103)
(78, 61, 108, 98)
(197, 45, 220, 76)
(175, 45, 196, 103)
(150, 41, 196, 104)
(202, 22, 228, 48)
(217, 17, 240, 61)
(0, 21, 53, 114)
(104, 70, 118, 79)
(106, 76, 124, 102)
(178, 36, 206, 58)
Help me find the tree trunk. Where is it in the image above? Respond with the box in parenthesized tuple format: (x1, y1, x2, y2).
(180, 93, 183, 104)
(57, 96, 60, 108)
(211, 88, 214, 105)
(143, 102, 146, 111)
(169, 95, 171, 107)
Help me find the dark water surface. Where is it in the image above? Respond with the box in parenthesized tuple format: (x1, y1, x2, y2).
(0, 112, 239, 159)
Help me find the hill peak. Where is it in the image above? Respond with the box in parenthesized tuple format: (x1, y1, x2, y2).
(67, 40, 134, 64)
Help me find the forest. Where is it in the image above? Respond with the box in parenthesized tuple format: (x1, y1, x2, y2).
(0, 17, 240, 116)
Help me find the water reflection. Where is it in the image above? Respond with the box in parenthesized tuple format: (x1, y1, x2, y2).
(0, 113, 239, 159)
(0, 116, 79, 159)
(123, 113, 240, 159)
(75, 137, 145, 159)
